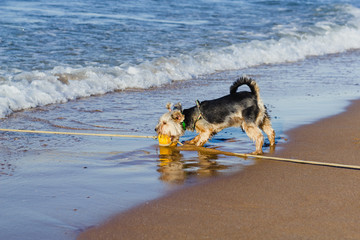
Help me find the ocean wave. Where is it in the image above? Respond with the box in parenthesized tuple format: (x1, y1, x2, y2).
(1, 4, 360, 118)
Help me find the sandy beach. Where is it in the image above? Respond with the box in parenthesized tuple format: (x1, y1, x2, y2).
(78, 99, 360, 240)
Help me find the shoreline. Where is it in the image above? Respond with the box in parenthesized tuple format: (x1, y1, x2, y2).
(78, 98, 360, 240)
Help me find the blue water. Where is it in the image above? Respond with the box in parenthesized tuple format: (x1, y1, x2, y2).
(1, 0, 360, 117)
(3, 0, 353, 70)
(1, 1, 360, 239)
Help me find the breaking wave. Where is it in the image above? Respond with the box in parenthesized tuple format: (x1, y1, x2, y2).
(1, 5, 360, 118)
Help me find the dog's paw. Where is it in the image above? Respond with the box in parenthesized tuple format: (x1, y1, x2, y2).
(250, 150, 263, 155)
(184, 140, 196, 145)
(195, 141, 207, 147)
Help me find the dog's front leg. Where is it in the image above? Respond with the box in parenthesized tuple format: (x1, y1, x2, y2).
(184, 120, 213, 146)
(195, 131, 212, 146)
(185, 134, 201, 145)
(185, 131, 212, 146)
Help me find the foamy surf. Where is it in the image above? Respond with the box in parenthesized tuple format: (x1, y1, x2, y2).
(1, 4, 360, 118)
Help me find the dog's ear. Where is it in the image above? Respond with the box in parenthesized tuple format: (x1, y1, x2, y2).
(166, 103, 172, 112)
(171, 110, 184, 123)
(173, 102, 182, 112)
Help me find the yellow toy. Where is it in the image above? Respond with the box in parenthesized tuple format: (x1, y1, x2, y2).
(158, 134, 177, 147)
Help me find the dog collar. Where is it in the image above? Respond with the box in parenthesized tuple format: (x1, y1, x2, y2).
(181, 121, 186, 130)
(180, 100, 202, 131)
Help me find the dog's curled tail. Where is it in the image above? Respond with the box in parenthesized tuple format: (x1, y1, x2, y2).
(230, 76, 260, 97)
(230, 76, 266, 125)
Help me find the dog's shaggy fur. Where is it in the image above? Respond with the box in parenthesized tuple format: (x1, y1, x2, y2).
(155, 77, 275, 154)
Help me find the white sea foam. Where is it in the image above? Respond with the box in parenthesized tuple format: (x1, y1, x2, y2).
(1, 5, 360, 118)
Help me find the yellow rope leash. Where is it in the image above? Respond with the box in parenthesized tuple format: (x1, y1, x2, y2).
(0, 128, 157, 139)
(1, 128, 359, 170)
(176, 145, 360, 171)
(237, 153, 360, 170)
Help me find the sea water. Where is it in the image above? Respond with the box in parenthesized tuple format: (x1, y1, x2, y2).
(1, 0, 360, 118)
(1, 1, 360, 239)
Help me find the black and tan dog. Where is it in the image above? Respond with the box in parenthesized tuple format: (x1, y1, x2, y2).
(155, 77, 275, 154)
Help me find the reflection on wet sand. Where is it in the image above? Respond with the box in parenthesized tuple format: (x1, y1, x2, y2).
(157, 146, 231, 184)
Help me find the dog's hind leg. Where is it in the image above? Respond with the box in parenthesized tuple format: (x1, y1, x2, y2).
(261, 116, 275, 146)
(242, 122, 264, 155)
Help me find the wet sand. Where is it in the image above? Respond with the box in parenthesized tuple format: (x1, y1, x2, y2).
(78, 99, 360, 240)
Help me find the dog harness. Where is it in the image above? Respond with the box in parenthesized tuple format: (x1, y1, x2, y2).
(195, 100, 203, 122)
